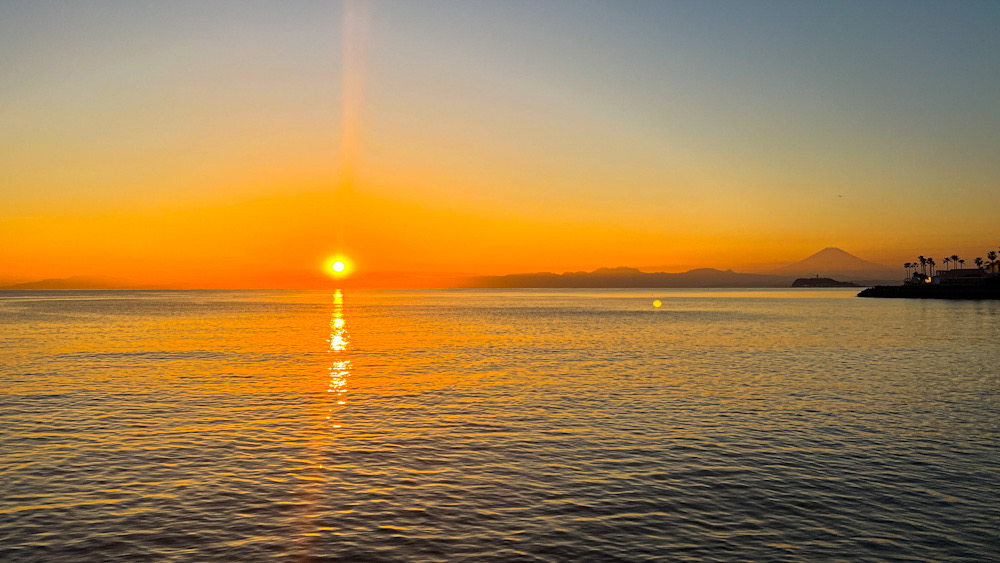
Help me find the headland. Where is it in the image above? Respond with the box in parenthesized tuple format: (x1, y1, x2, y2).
(858, 282, 1000, 300)
(858, 248, 1000, 299)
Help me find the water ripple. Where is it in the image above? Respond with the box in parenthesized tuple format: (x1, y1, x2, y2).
(0, 289, 998, 561)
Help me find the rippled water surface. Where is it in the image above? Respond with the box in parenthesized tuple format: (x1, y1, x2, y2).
(1, 289, 998, 561)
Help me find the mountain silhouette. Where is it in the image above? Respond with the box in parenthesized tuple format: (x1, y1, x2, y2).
(771, 247, 896, 281)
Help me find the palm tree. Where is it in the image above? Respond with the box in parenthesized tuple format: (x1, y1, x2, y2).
(904, 262, 912, 278)
(928, 258, 936, 277)
(959, 259, 965, 269)
(975, 257, 983, 269)
(944, 257, 951, 271)
(989, 250, 998, 264)
(918, 256, 927, 276)
(951, 254, 960, 270)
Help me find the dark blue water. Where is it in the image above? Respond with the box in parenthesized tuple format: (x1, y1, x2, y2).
(1, 289, 998, 561)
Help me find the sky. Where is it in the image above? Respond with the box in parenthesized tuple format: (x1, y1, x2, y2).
(1, 0, 998, 287)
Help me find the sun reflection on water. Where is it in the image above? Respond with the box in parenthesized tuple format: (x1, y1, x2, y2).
(327, 290, 350, 427)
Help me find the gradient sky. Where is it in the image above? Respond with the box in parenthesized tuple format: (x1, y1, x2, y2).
(2, 0, 998, 287)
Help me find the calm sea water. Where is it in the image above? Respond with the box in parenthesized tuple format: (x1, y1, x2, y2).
(1, 289, 998, 561)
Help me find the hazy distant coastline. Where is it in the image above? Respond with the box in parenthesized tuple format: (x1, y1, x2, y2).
(465, 247, 897, 288)
(0, 276, 139, 290)
(3, 248, 899, 290)
(465, 267, 795, 288)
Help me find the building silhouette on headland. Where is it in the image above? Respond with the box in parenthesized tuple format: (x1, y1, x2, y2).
(904, 266, 996, 286)
(933, 268, 990, 285)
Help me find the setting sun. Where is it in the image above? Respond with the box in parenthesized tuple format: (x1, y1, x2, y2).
(324, 256, 353, 279)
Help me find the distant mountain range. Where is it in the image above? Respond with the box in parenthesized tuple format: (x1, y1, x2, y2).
(466, 267, 794, 288)
(3, 248, 900, 289)
(466, 248, 898, 288)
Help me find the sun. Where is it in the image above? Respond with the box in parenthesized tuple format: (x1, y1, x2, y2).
(324, 256, 352, 278)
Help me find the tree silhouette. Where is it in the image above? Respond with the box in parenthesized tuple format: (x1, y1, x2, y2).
(919, 256, 927, 276)
(928, 258, 936, 277)
(951, 255, 960, 270)
(944, 257, 951, 271)
(975, 257, 983, 269)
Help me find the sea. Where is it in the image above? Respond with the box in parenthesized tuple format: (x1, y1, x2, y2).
(1, 289, 997, 561)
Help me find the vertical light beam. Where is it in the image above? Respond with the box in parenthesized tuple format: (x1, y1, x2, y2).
(338, 0, 371, 196)
(334, 0, 371, 262)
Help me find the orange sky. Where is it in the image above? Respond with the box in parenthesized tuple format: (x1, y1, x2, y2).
(1, 2, 998, 288)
